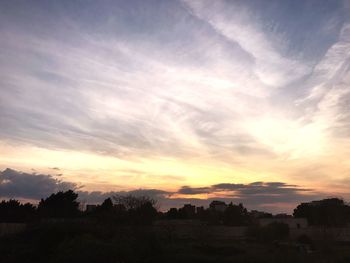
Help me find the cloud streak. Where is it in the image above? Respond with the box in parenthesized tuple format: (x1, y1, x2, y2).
(0, 1, 349, 202)
(0, 168, 76, 200)
(0, 168, 324, 213)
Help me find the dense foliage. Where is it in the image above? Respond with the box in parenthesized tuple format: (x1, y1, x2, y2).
(0, 199, 36, 222)
(1, 191, 350, 228)
(293, 198, 350, 226)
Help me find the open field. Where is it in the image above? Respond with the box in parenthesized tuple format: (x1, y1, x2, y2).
(2, 222, 350, 263)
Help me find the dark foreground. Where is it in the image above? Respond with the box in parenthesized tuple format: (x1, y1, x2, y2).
(1, 222, 350, 263)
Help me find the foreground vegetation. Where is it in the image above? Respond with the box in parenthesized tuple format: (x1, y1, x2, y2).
(1, 190, 350, 262)
(2, 220, 350, 263)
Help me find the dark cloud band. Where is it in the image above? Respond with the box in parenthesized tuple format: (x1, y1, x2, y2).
(0, 168, 322, 213)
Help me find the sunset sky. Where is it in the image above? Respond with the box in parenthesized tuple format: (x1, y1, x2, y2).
(1, 0, 350, 212)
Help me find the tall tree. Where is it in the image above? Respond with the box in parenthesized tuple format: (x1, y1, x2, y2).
(38, 190, 80, 218)
(113, 195, 158, 225)
(294, 198, 350, 226)
(223, 202, 250, 226)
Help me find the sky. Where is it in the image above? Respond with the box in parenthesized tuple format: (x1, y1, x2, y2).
(1, 0, 350, 213)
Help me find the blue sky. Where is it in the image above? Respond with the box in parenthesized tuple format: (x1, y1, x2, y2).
(0, 0, 350, 212)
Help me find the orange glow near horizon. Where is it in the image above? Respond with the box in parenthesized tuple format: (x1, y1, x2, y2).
(1, 137, 350, 200)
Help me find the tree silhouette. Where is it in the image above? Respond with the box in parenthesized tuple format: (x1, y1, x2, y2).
(113, 194, 157, 210)
(293, 198, 350, 227)
(0, 199, 36, 222)
(223, 202, 250, 226)
(90, 197, 120, 224)
(38, 190, 80, 218)
(113, 195, 158, 225)
(99, 198, 113, 211)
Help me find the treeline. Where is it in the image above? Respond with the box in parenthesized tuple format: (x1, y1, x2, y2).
(2, 191, 350, 263)
(294, 198, 350, 227)
(1, 190, 350, 227)
(0, 190, 158, 225)
(165, 202, 260, 226)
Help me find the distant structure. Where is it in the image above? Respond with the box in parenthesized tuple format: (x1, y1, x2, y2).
(180, 204, 196, 217)
(250, 210, 272, 219)
(86, 204, 97, 212)
(209, 201, 227, 212)
(258, 218, 308, 229)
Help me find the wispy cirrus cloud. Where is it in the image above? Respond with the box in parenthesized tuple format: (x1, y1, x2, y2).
(0, 0, 349, 200)
(0, 1, 276, 163)
(182, 0, 312, 87)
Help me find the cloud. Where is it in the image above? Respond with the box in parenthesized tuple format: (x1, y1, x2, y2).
(0, 1, 349, 198)
(70, 182, 324, 213)
(182, 0, 313, 87)
(172, 181, 322, 213)
(0, 0, 289, 163)
(0, 168, 77, 200)
(78, 188, 171, 204)
(177, 181, 310, 197)
(178, 186, 211, 195)
(0, 168, 172, 203)
(0, 168, 323, 213)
